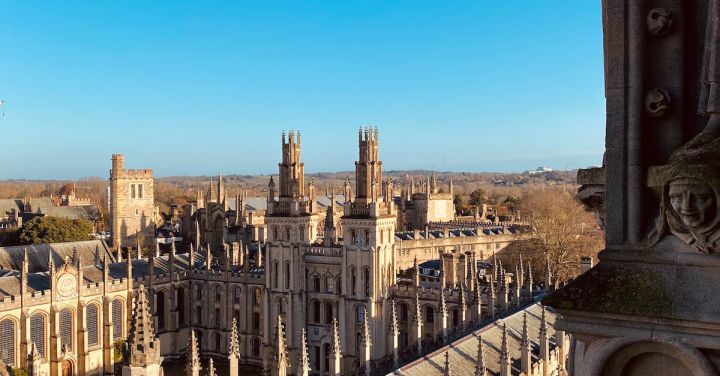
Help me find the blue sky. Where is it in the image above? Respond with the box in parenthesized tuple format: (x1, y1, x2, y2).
(0, 1, 605, 179)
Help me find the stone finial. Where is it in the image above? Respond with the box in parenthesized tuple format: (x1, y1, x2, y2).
(475, 336, 487, 376)
(299, 328, 311, 376)
(186, 330, 201, 376)
(521, 313, 531, 373)
(189, 243, 196, 268)
(207, 358, 217, 376)
(540, 306, 550, 364)
(125, 284, 162, 368)
(442, 351, 453, 376)
(274, 315, 288, 376)
(361, 306, 372, 375)
(329, 318, 342, 376)
(229, 317, 240, 356)
(205, 244, 213, 271)
(71, 246, 79, 267)
(500, 323, 511, 376)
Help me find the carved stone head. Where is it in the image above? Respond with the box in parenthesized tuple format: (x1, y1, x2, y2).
(668, 178, 716, 230)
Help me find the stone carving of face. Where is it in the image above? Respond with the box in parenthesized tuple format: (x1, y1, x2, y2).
(668, 178, 716, 229)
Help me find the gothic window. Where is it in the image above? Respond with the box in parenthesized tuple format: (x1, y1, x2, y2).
(335, 276, 342, 295)
(112, 299, 123, 339)
(234, 287, 241, 304)
(0, 319, 14, 366)
(313, 346, 321, 372)
(251, 337, 260, 357)
(356, 332, 362, 354)
(130, 184, 136, 199)
(60, 308, 73, 352)
(196, 307, 202, 325)
(196, 284, 202, 301)
(30, 314, 46, 358)
(299, 226, 304, 240)
(156, 291, 165, 330)
(284, 262, 290, 289)
(351, 230, 356, 244)
(138, 184, 144, 199)
(425, 306, 435, 324)
(215, 285, 222, 303)
(312, 274, 321, 292)
(215, 308, 221, 327)
(365, 230, 370, 245)
(272, 261, 279, 288)
(312, 300, 320, 324)
(325, 276, 333, 293)
(252, 313, 260, 334)
(273, 227, 279, 240)
(363, 267, 370, 297)
(399, 302, 409, 322)
(177, 287, 186, 327)
(87, 304, 100, 347)
(214, 332, 221, 351)
(253, 288, 261, 306)
(350, 267, 357, 296)
(325, 302, 334, 324)
(356, 305, 365, 323)
(285, 227, 290, 241)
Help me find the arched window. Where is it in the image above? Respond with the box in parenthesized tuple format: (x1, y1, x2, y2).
(215, 308, 221, 327)
(251, 337, 261, 357)
(177, 287, 186, 326)
(312, 300, 321, 324)
(325, 276, 334, 293)
(272, 260, 279, 288)
(30, 314, 46, 358)
(312, 274, 321, 292)
(335, 276, 342, 295)
(214, 332, 221, 351)
(0, 319, 15, 366)
(363, 267, 370, 297)
(87, 304, 100, 347)
(196, 284, 203, 301)
(196, 307, 202, 325)
(156, 291, 166, 330)
(252, 313, 260, 334)
(284, 262, 290, 289)
(425, 306, 435, 324)
(234, 287, 241, 304)
(350, 267, 357, 296)
(112, 300, 123, 339)
(60, 308, 73, 351)
(399, 303, 409, 323)
(215, 285, 222, 303)
(356, 305, 365, 323)
(130, 184, 136, 199)
(325, 302, 334, 324)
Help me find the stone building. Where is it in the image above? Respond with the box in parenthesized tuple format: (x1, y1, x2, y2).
(544, 1, 720, 375)
(110, 154, 156, 250)
(0, 196, 102, 231)
(396, 173, 455, 231)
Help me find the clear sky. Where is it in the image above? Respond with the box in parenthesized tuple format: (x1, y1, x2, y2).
(0, 1, 605, 179)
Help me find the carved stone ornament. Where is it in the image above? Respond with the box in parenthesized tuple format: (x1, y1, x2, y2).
(645, 88, 671, 117)
(647, 8, 673, 37)
(56, 273, 78, 300)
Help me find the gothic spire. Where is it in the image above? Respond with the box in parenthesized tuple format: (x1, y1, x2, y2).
(229, 317, 240, 376)
(186, 330, 201, 376)
(207, 358, 217, 376)
(442, 351, 453, 376)
(361, 306, 372, 376)
(475, 336, 487, 376)
(125, 284, 161, 367)
(521, 312, 531, 373)
(500, 323, 511, 376)
(274, 315, 288, 376)
(299, 328, 311, 376)
(329, 317, 342, 376)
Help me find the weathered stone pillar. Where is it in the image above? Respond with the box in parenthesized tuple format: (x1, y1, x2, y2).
(546, 2, 720, 375)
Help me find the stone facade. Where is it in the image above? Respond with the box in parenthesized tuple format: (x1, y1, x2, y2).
(110, 154, 156, 250)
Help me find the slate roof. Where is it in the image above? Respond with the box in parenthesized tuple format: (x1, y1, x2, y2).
(0, 198, 101, 221)
(226, 195, 346, 212)
(0, 240, 113, 273)
(393, 303, 557, 376)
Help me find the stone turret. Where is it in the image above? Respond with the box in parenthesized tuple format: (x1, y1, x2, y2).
(122, 284, 163, 376)
(185, 330, 201, 376)
(299, 328, 310, 376)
